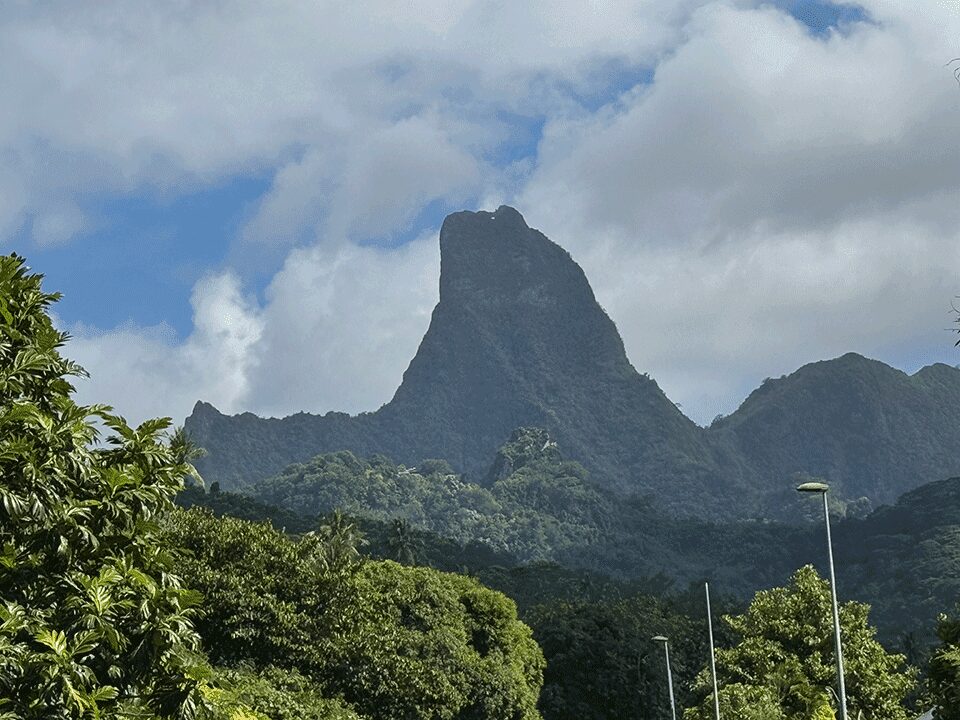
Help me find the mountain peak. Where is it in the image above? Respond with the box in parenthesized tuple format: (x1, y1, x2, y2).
(715, 350, 960, 509)
(184, 206, 960, 518)
(191, 400, 222, 416)
(188, 206, 719, 503)
(437, 205, 593, 313)
(387, 204, 706, 494)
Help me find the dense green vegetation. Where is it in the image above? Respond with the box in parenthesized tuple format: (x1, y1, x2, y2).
(928, 607, 960, 718)
(203, 666, 360, 720)
(245, 428, 804, 594)
(240, 428, 960, 649)
(175, 484, 741, 720)
(0, 255, 207, 718)
(527, 587, 743, 720)
(180, 481, 957, 719)
(166, 508, 545, 720)
(711, 353, 960, 519)
(175, 483, 518, 573)
(685, 566, 915, 719)
(249, 429, 607, 567)
(833, 477, 960, 646)
(175, 478, 944, 720)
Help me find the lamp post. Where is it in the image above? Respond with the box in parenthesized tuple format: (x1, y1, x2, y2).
(705, 583, 721, 720)
(652, 635, 677, 720)
(797, 481, 848, 720)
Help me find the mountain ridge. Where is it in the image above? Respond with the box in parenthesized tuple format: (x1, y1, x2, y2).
(186, 206, 960, 518)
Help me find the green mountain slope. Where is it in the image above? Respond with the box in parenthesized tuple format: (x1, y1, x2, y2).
(234, 429, 960, 643)
(713, 354, 960, 511)
(188, 206, 738, 514)
(185, 206, 960, 519)
(835, 476, 960, 644)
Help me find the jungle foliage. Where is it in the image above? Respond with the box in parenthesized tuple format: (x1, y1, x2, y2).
(0, 254, 207, 719)
(243, 430, 960, 648)
(166, 508, 546, 720)
(928, 608, 960, 719)
(685, 566, 916, 720)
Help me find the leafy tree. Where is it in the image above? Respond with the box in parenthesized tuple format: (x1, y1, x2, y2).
(0, 255, 206, 718)
(202, 666, 361, 720)
(164, 509, 332, 672)
(928, 609, 960, 718)
(168, 508, 546, 720)
(684, 566, 915, 720)
(526, 591, 725, 720)
(328, 560, 544, 720)
(174, 484, 518, 575)
(485, 428, 561, 484)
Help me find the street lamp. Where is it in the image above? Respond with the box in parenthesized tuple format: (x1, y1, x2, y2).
(797, 481, 848, 720)
(705, 582, 721, 720)
(652, 635, 677, 720)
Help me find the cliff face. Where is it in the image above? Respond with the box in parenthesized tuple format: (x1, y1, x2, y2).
(188, 206, 729, 510)
(379, 206, 723, 498)
(186, 206, 960, 519)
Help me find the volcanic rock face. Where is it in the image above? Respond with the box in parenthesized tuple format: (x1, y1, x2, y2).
(188, 206, 728, 510)
(186, 206, 960, 518)
(380, 207, 724, 495)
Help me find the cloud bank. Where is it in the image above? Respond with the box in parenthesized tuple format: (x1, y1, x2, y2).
(3, 0, 957, 426)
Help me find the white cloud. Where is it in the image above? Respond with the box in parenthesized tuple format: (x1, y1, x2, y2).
(247, 233, 439, 417)
(241, 113, 484, 252)
(33, 204, 88, 247)
(517, 1, 960, 422)
(68, 273, 263, 424)
(523, 4, 960, 242)
(14, 0, 960, 427)
(0, 0, 709, 247)
(69, 235, 438, 425)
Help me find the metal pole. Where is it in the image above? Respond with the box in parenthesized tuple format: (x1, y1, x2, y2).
(706, 582, 721, 720)
(822, 491, 849, 720)
(664, 641, 677, 720)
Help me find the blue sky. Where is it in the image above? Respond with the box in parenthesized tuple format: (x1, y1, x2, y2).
(32, 176, 270, 336)
(3, 0, 959, 426)
(28, 0, 868, 338)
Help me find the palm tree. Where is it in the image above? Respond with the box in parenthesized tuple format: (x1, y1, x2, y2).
(315, 509, 368, 575)
(388, 518, 422, 566)
(168, 425, 205, 486)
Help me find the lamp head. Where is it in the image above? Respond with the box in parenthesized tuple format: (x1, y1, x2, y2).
(796, 481, 829, 493)
(652, 635, 668, 643)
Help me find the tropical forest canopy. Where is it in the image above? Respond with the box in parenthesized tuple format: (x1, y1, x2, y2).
(3, 235, 960, 720)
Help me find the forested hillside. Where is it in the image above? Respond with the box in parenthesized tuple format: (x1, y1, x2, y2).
(713, 353, 960, 515)
(228, 425, 960, 645)
(177, 459, 957, 717)
(186, 207, 960, 520)
(4, 251, 954, 719)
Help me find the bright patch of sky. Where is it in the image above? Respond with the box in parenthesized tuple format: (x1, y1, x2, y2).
(32, 177, 270, 337)
(4, 0, 959, 427)
(775, 0, 869, 35)
(23, 0, 868, 336)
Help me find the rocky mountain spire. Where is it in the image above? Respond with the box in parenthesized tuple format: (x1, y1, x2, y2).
(188, 206, 725, 508)
(185, 206, 960, 518)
